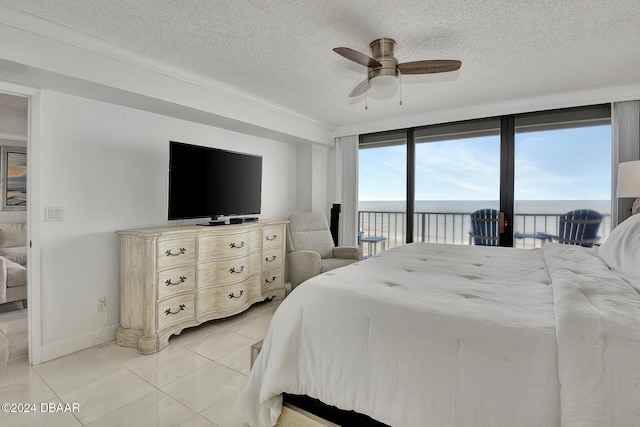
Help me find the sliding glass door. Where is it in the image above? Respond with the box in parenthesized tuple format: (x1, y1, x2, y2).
(358, 130, 407, 257)
(413, 119, 501, 245)
(513, 108, 612, 248)
(358, 105, 612, 250)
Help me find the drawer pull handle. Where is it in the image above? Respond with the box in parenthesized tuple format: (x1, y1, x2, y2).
(229, 266, 245, 274)
(228, 290, 244, 299)
(165, 276, 187, 286)
(265, 234, 278, 241)
(265, 255, 277, 262)
(164, 304, 186, 316)
(165, 248, 186, 257)
(265, 276, 277, 284)
(229, 241, 245, 249)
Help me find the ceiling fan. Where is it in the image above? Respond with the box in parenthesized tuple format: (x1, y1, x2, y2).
(333, 38, 462, 97)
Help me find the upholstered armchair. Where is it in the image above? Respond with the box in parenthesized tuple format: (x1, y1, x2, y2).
(287, 212, 363, 289)
(0, 223, 27, 306)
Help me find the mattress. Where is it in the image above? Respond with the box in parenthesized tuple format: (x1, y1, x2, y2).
(239, 239, 640, 426)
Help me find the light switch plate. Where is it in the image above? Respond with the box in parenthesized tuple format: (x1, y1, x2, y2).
(45, 207, 64, 222)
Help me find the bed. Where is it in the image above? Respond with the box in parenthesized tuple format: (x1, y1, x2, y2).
(239, 214, 640, 427)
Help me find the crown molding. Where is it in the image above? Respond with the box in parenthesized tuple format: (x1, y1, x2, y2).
(0, 132, 27, 142)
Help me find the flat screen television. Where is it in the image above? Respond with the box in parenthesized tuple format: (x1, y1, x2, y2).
(168, 141, 262, 223)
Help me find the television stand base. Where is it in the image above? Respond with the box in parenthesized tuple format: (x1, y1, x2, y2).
(230, 217, 259, 224)
(197, 220, 227, 226)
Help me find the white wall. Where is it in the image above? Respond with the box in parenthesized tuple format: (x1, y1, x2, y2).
(295, 144, 312, 212)
(37, 90, 298, 361)
(293, 144, 332, 217)
(311, 144, 329, 216)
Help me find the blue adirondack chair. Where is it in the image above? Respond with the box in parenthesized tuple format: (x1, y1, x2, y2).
(469, 209, 500, 246)
(537, 209, 603, 248)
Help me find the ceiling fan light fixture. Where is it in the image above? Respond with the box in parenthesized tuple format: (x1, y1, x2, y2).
(335, 37, 461, 99)
(368, 64, 399, 90)
(369, 74, 398, 88)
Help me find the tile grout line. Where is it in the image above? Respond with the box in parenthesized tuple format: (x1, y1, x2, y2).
(2, 299, 278, 426)
(27, 360, 85, 425)
(89, 316, 261, 424)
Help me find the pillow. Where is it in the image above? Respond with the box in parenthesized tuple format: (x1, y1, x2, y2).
(0, 223, 26, 248)
(597, 214, 640, 278)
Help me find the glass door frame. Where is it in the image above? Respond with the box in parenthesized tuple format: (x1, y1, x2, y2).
(404, 118, 506, 245)
(360, 104, 611, 248)
(500, 115, 515, 247)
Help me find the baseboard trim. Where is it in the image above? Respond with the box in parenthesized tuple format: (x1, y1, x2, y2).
(40, 324, 117, 362)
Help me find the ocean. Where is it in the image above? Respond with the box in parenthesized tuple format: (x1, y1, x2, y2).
(359, 200, 611, 215)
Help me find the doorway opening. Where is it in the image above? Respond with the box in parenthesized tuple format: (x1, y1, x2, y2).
(0, 92, 29, 363)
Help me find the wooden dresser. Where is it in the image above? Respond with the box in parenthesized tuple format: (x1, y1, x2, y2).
(115, 220, 287, 354)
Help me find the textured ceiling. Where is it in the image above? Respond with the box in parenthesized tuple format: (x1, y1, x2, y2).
(1, 0, 639, 128)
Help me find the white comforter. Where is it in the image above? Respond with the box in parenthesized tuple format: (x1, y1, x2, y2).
(543, 244, 640, 426)
(239, 243, 640, 426)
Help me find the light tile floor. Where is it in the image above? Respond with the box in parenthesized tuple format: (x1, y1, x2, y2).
(0, 298, 281, 426)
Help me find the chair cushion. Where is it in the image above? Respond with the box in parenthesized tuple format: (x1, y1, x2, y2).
(0, 247, 26, 266)
(289, 213, 335, 259)
(288, 212, 330, 233)
(291, 230, 334, 259)
(320, 257, 357, 273)
(0, 223, 26, 248)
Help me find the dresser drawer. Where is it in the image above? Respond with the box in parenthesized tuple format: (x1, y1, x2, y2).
(197, 252, 261, 288)
(197, 277, 262, 317)
(261, 269, 283, 292)
(263, 248, 283, 269)
(199, 231, 261, 260)
(158, 266, 196, 300)
(157, 293, 195, 331)
(158, 237, 196, 269)
(263, 227, 284, 250)
(116, 220, 288, 354)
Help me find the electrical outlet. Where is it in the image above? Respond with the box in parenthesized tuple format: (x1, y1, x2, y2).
(96, 297, 106, 312)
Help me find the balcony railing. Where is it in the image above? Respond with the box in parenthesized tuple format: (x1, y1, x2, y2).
(358, 210, 612, 257)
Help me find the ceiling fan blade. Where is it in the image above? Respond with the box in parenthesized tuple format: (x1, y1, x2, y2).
(334, 47, 382, 68)
(397, 60, 462, 74)
(349, 78, 371, 97)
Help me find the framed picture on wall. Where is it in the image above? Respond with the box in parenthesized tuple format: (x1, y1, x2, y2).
(1, 146, 27, 211)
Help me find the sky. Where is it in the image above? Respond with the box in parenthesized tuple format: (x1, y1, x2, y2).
(358, 124, 612, 202)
